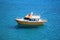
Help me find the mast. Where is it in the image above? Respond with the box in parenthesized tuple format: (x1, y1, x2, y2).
(31, 12, 33, 15)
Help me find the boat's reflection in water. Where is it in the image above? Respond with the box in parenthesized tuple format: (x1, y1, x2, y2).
(15, 24, 44, 29)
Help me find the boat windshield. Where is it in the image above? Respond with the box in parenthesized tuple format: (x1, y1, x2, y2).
(24, 17, 30, 20)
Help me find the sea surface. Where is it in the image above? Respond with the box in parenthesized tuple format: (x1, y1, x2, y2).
(0, 0, 60, 40)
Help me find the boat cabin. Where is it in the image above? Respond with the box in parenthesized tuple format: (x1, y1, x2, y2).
(24, 12, 40, 21)
(24, 15, 40, 21)
(24, 17, 39, 21)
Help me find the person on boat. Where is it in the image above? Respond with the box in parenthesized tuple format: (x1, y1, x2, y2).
(24, 12, 33, 20)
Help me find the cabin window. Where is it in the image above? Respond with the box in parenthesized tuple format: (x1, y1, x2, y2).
(29, 19, 39, 21)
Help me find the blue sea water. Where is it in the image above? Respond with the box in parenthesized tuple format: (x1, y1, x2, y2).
(0, 0, 60, 40)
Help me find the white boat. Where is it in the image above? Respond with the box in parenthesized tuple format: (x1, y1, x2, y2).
(16, 12, 47, 26)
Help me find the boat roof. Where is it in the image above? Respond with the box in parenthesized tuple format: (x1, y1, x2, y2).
(30, 15, 40, 19)
(25, 12, 40, 19)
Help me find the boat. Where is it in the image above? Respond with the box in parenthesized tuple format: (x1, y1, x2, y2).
(16, 12, 47, 26)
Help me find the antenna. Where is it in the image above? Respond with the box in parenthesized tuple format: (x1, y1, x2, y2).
(31, 12, 33, 15)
